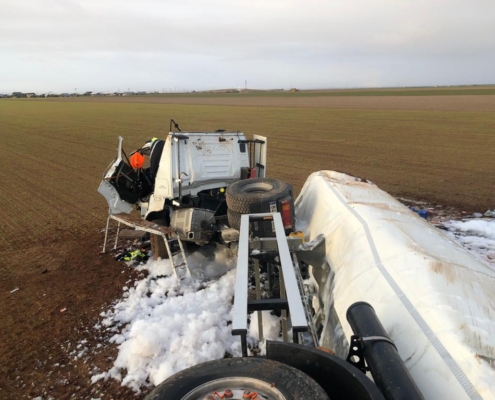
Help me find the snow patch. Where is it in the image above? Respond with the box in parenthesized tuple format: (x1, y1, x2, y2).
(92, 246, 261, 392)
(248, 311, 281, 354)
(444, 220, 495, 265)
(445, 219, 495, 240)
(249, 311, 281, 341)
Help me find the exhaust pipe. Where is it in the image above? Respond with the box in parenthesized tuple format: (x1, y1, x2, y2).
(346, 302, 424, 400)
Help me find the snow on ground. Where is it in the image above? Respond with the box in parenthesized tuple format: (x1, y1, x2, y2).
(90, 210, 494, 393)
(248, 310, 283, 354)
(91, 245, 271, 392)
(249, 310, 282, 341)
(443, 219, 495, 266)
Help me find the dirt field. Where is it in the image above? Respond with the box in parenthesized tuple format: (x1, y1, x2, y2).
(44, 92, 495, 112)
(1, 93, 494, 399)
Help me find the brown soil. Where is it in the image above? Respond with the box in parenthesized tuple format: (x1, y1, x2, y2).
(0, 95, 493, 398)
(43, 94, 495, 112)
(0, 230, 149, 399)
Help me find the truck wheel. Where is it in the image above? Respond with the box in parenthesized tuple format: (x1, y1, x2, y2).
(226, 178, 292, 214)
(149, 219, 169, 260)
(227, 209, 242, 230)
(145, 357, 329, 400)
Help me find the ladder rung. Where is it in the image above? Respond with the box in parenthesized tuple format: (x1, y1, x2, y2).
(163, 235, 191, 279)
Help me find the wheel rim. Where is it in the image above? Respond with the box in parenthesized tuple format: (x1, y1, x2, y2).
(181, 377, 286, 400)
(241, 182, 274, 194)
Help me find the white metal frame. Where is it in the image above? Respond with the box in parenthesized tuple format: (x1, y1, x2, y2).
(232, 213, 308, 356)
(102, 211, 191, 279)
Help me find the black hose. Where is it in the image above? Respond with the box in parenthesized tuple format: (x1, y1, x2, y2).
(346, 302, 424, 400)
(170, 119, 181, 132)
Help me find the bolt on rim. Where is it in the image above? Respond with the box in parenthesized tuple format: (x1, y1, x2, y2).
(181, 377, 286, 400)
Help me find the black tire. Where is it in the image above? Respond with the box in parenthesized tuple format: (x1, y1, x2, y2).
(145, 357, 329, 400)
(149, 219, 169, 260)
(226, 178, 291, 214)
(227, 208, 242, 230)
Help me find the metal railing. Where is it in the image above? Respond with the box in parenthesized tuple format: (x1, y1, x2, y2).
(232, 213, 309, 356)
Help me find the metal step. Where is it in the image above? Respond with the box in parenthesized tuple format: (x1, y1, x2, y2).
(163, 235, 191, 279)
(102, 210, 191, 280)
(118, 229, 146, 239)
(102, 211, 175, 253)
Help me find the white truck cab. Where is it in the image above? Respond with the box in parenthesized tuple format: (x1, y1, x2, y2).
(98, 130, 267, 218)
(98, 123, 294, 259)
(147, 131, 267, 218)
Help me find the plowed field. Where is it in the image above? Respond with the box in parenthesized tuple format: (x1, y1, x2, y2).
(1, 92, 494, 399)
(46, 92, 495, 112)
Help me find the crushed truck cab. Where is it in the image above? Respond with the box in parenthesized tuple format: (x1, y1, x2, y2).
(98, 124, 296, 265)
(99, 130, 267, 219)
(147, 131, 266, 218)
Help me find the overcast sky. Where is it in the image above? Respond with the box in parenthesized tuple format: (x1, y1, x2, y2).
(1, 0, 494, 93)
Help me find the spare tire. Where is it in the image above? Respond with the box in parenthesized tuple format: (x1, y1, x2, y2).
(226, 208, 242, 231)
(145, 357, 329, 400)
(226, 178, 292, 214)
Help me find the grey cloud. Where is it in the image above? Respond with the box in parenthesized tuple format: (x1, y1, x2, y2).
(1, 0, 494, 92)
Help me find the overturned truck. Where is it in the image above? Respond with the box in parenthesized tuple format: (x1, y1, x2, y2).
(99, 125, 495, 399)
(99, 123, 294, 272)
